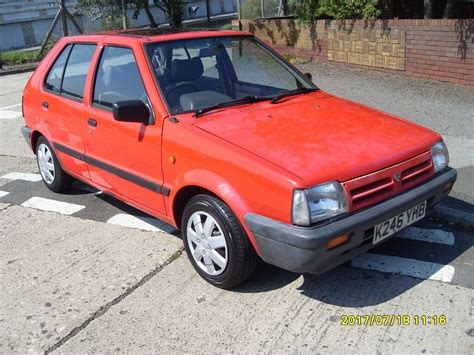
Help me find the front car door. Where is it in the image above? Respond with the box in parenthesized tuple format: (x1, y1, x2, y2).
(83, 44, 166, 216)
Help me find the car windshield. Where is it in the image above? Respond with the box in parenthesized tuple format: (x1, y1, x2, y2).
(145, 36, 316, 114)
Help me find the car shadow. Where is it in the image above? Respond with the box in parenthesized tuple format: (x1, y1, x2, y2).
(232, 259, 423, 307)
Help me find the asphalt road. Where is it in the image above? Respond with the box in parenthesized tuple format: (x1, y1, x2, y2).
(1, 68, 473, 353)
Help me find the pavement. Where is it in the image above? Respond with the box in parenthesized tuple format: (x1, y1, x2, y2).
(1, 66, 473, 353)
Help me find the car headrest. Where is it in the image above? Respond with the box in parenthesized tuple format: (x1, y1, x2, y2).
(171, 57, 204, 82)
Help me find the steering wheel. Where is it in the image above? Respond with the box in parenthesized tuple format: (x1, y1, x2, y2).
(166, 81, 200, 95)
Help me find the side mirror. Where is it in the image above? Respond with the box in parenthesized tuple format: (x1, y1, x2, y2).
(304, 72, 313, 82)
(113, 100, 150, 124)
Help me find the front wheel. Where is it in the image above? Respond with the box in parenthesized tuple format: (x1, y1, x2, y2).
(182, 194, 257, 289)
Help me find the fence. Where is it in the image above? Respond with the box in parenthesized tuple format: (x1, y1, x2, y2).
(234, 18, 474, 86)
(0, 0, 239, 52)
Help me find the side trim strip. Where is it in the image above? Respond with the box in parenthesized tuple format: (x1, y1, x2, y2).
(54, 142, 170, 196)
(55, 142, 85, 161)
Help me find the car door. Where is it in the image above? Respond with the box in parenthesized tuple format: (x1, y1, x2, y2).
(42, 43, 96, 180)
(83, 45, 166, 215)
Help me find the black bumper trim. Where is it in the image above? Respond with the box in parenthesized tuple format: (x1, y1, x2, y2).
(244, 168, 457, 274)
(21, 126, 32, 149)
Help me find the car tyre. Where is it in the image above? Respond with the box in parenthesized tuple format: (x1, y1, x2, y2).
(182, 194, 257, 289)
(36, 136, 72, 192)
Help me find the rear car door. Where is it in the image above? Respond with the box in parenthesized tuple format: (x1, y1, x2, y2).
(83, 45, 166, 215)
(42, 43, 96, 180)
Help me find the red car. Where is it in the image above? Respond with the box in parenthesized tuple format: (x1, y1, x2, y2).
(21, 29, 456, 288)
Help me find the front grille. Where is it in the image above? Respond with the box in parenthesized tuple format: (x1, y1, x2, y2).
(343, 151, 434, 212)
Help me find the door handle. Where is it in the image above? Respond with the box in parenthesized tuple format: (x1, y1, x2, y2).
(42, 101, 48, 109)
(87, 118, 97, 127)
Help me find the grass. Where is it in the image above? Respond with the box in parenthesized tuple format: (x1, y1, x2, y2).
(1, 48, 40, 66)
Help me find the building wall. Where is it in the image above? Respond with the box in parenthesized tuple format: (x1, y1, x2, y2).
(235, 18, 474, 87)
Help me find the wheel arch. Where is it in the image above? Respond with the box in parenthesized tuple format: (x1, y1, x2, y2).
(170, 170, 256, 250)
(30, 130, 44, 154)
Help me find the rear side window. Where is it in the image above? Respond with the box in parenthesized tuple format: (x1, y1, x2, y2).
(61, 44, 96, 100)
(93, 46, 147, 108)
(45, 45, 72, 93)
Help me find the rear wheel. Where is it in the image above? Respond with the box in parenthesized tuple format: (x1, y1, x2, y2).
(182, 194, 257, 289)
(36, 136, 72, 192)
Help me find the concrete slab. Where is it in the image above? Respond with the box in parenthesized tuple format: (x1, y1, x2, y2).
(0, 205, 183, 352)
(58, 257, 474, 353)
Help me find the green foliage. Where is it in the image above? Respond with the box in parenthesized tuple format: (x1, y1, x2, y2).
(288, 0, 381, 24)
(288, 0, 320, 25)
(76, 0, 124, 30)
(1, 49, 40, 66)
(220, 23, 233, 30)
(317, 0, 381, 19)
(283, 52, 297, 63)
(76, 0, 185, 30)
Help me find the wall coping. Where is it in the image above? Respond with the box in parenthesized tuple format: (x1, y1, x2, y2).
(237, 18, 474, 26)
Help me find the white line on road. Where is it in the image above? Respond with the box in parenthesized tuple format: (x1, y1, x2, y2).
(107, 213, 176, 233)
(0, 191, 10, 197)
(396, 227, 454, 245)
(0, 110, 22, 119)
(2, 172, 42, 182)
(0, 103, 21, 110)
(21, 197, 85, 215)
(351, 253, 455, 283)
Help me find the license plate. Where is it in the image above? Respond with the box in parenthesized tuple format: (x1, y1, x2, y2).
(373, 201, 427, 245)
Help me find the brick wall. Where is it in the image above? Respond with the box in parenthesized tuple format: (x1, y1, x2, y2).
(234, 18, 474, 87)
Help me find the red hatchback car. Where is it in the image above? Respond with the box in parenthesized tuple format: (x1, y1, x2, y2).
(22, 29, 456, 288)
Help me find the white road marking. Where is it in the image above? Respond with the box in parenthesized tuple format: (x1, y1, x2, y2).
(0, 191, 10, 197)
(0, 110, 22, 119)
(351, 253, 455, 283)
(21, 197, 85, 215)
(396, 227, 454, 245)
(2, 172, 42, 182)
(107, 213, 176, 233)
(0, 103, 21, 110)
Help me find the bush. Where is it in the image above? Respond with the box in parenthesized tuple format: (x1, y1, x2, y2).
(318, 0, 381, 19)
(288, 0, 381, 24)
(1, 49, 40, 66)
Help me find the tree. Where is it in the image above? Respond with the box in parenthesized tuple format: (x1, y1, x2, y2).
(288, 0, 380, 24)
(76, 0, 185, 30)
(317, 0, 381, 19)
(288, 0, 320, 25)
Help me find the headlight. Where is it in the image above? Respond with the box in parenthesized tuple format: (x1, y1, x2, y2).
(292, 182, 348, 226)
(431, 141, 449, 173)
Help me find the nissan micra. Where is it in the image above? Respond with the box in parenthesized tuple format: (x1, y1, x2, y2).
(21, 29, 456, 288)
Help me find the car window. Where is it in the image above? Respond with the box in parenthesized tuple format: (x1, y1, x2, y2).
(45, 45, 72, 93)
(61, 44, 96, 100)
(93, 46, 147, 108)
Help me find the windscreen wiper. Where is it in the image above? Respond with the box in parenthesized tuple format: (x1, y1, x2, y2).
(194, 96, 270, 118)
(271, 87, 318, 104)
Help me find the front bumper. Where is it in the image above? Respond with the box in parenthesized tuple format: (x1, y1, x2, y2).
(245, 168, 457, 274)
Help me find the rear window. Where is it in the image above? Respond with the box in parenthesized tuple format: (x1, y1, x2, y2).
(61, 44, 96, 100)
(45, 45, 72, 93)
(44, 43, 96, 101)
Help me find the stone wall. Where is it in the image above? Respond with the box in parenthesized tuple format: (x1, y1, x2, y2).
(234, 18, 474, 87)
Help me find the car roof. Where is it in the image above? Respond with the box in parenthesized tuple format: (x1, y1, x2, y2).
(69, 28, 251, 44)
